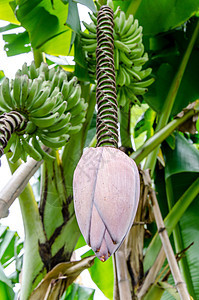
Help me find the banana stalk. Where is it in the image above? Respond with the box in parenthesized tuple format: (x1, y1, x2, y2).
(73, 5, 140, 263)
(6, 153, 46, 300)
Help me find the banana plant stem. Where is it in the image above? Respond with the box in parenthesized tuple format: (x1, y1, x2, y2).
(131, 106, 198, 164)
(0, 155, 43, 218)
(6, 152, 46, 300)
(32, 49, 46, 68)
(144, 20, 199, 175)
(166, 177, 196, 299)
(150, 188, 190, 300)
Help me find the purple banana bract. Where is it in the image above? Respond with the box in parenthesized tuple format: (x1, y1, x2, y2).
(73, 146, 140, 261)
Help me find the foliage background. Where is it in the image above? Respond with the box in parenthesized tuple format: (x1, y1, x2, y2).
(0, 0, 199, 299)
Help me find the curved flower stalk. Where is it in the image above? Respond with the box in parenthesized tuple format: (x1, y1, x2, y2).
(73, 5, 140, 262)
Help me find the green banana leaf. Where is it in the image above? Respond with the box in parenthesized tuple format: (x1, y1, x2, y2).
(128, 0, 199, 35)
(0, 23, 19, 33)
(0, 0, 19, 24)
(15, 0, 73, 56)
(3, 31, 31, 56)
(72, 0, 96, 12)
(144, 20, 199, 116)
(164, 133, 199, 178)
(61, 283, 95, 300)
(0, 225, 23, 300)
(134, 108, 156, 139)
(0, 280, 15, 300)
(112, 0, 199, 35)
(0, 225, 23, 272)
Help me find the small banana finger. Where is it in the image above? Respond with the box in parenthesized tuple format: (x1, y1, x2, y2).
(21, 136, 42, 161)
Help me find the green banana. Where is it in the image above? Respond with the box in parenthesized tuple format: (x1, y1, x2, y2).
(117, 67, 126, 86)
(21, 136, 42, 161)
(21, 62, 29, 76)
(1, 78, 14, 109)
(129, 45, 144, 59)
(32, 135, 55, 161)
(122, 67, 131, 86)
(67, 124, 82, 135)
(47, 112, 71, 132)
(39, 63, 49, 80)
(29, 61, 38, 79)
(13, 75, 22, 108)
(9, 134, 22, 163)
(120, 14, 134, 36)
(124, 66, 142, 81)
(49, 87, 59, 100)
(70, 110, 86, 126)
(119, 51, 133, 68)
(0, 88, 11, 111)
(70, 99, 88, 116)
(80, 31, 96, 39)
(88, 12, 97, 24)
(114, 48, 120, 70)
(122, 19, 139, 39)
(126, 87, 141, 105)
(131, 85, 148, 95)
(50, 71, 60, 93)
(113, 5, 120, 19)
(133, 78, 155, 87)
(123, 34, 142, 46)
(53, 101, 67, 116)
(114, 40, 131, 54)
(117, 11, 126, 33)
(20, 142, 28, 162)
(39, 134, 70, 149)
(48, 67, 56, 81)
(83, 43, 97, 52)
(58, 71, 67, 89)
(81, 37, 97, 45)
(30, 97, 56, 117)
(67, 85, 81, 110)
(30, 86, 51, 110)
(82, 21, 97, 34)
(31, 112, 60, 128)
(42, 123, 71, 138)
(137, 68, 152, 80)
(25, 121, 37, 134)
(54, 92, 63, 106)
(21, 75, 30, 107)
(25, 79, 39, 109)
(117, 89, 124, 106)
(61, 80, 70, 99)
(68, 76, 78, 96)
(133, 53, 148, 66)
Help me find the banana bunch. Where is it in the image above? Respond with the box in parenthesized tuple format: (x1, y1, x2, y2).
(0, 62, 88, 162)
(81, 2, 154, 106)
